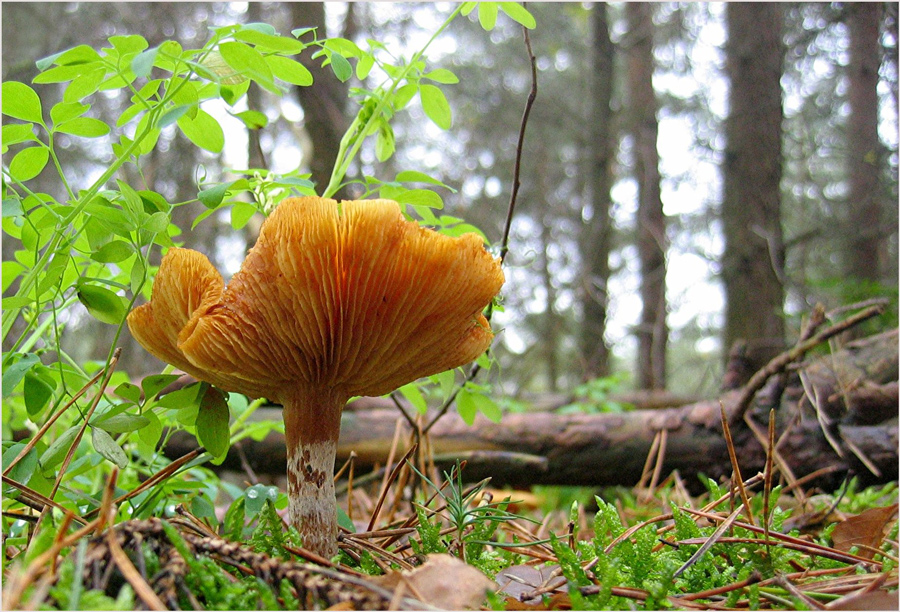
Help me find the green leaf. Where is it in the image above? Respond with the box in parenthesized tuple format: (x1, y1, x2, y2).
(266, 55, 313, 86)
(423, 68, 459, 84)
(3, 444, 37, 486)
(396, 170, 454, 190)
(392, 83, 418, 111)
(456, 389, 477, 425)
(233, 30, 306, 54)
(157, 382, 203, 412)
(131, 47, 159, 78)
(50, 101, 89, 125)
(157, 104, 191, 128)
(233, 109, 268, 129)
(329, 53, 352, 82)
(9, 147, 50, 182)
(137, 411, 162, 454)
(434, 369, 456, 403)
(2, 123, 38, 148)
(33, 63, 90, 84)
(177, 109, 224, 153)
(40, 426, 81, 471)
(109, 34, 148, 55)
(375, 122, 395, 162)
(241, 22, 277, 35)
(196, 387, 230, 459)
(2, 82, 43, 123)
(2, 260, 25, 292)
(419, 84, 452, 129)
(191, 495, 216, 520)
(219, 41, 275, 87)
(461, 2, 478, 16)
(337, 506, 356, 532)
(325, 37, 363, 57)
(114, 382, 142, 403)
(398, 382, 428, 415)
(90, 240, 134, 264)
(478, 2, 499, 30)
(471, 393, 502, 423)
(499, 2, 537, 28)
(143, 211, 169, 234)
(199, 181, 235, 209)
(55, 117, 110, 138)
(76, 282, 128, 325)
(35, 49, 67, 71)
(54, 44, 103, 66)
(24, 367, 56, 416)
(396, 189, 443, 209)
(64, 68, 107, 102)
(91, 427, 129, 469)
(356, 54, 375, 81)
(93, 413, 150, 434)
(140, 374, 182, 402)
(130, 256, 146, 295)
(220, 80, 251, 105)
(230, 202, 257, 230)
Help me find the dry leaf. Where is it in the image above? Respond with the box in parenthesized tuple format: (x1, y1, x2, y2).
(324, 601, 357, 611)
(495, 564, 565, 603)
(373, 554, 495, 610)
(828, 590, 899, 610)
(831, 504, 898, 559)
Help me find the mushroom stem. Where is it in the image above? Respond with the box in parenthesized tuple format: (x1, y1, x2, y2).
(282, 388, 345, 559)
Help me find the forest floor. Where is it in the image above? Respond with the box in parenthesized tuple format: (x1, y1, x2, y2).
(3, 431, 897, 611)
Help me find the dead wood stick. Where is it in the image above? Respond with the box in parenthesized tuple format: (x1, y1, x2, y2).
(728, 304, 885, 426)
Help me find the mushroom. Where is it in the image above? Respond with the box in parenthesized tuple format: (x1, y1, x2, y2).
(127, 196, 504, 557)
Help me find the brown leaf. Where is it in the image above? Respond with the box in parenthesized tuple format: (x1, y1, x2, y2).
(495, 564, 565, 602)
(828, 590, 899, 610)
(373, 554, 496, 610)
(831, 504, 898, 559)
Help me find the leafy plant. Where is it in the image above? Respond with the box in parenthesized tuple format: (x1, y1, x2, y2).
(558, 373, 633, 414)
(2, 3, 535, 539)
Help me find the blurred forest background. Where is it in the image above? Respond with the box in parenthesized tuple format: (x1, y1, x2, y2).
(3, 2, 898, 402)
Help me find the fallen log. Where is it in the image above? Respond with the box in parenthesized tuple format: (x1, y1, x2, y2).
(164, 329, 897, 490)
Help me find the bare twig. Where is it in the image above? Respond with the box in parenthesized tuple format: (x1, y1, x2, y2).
(729, 304, 885, 425)
(366, 443, 418, 533)
(720, 403, 755, 526)
(423, 20, 537, 437)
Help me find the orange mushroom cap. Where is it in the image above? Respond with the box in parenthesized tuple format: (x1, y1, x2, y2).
(127, 197, 504, 404)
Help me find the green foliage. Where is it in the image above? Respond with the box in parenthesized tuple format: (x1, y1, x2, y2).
(558, 373, 633, 414)
(2, 3, 534, 546)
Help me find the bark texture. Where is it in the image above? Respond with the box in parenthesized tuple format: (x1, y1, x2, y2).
(579, 3, 615, 379)
(722, 3, 786, 377)
(846, 3, 884, 283)
(625, 2, 668, 390)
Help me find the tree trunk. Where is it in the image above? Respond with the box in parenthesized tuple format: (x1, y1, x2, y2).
(722, 3, 786, 380)
(579, 3, 615, 380)
(540, 211, 559, 392)
(625, 3, 668, 390)
(846, 3, 884, 285)
(289, 3, 350, 197)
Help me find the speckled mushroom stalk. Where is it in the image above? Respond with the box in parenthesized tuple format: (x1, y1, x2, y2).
(127, 197, 504, 558)
(281, 388, 345, 556)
